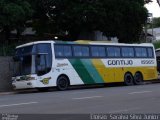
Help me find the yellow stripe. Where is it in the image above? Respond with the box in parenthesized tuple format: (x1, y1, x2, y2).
(75, 40, 90, 44)
(92, 59, 115, 83)
(92, 59, 157, 83)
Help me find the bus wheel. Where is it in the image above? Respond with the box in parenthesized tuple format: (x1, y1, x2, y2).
(134, 72, 143, 85)
(124, 73, 134, 86)
(57, 76, 69, 91)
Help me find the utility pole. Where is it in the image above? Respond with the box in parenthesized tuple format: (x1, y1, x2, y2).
(157, 0, 160, 7)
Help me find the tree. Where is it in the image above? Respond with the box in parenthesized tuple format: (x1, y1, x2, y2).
(101, 0, 148, 43)
(30, 0, 148, 43)
(152, 17, 160, 28)
(0, 0, 33, 45)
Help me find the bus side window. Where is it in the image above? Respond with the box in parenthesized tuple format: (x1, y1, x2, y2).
(73, 46, 82, 57)
(107, 47, 120, 57)
(64, 46, 72, 57)
(122, 47, 134, 57)
(107, 47, 115, 57)
(99, 47, 106, 57)
(91, 47, 99, 57)
(114, 47, 121, 57)
(141, 48, 147, 57)
(91, 46, 106, 57)
(73, 46, 89, 57)
(135, 47, 147, 58)
(36, 44, 52, 76)
(82, 46, 89, 57)
(55, 45, 63, 57)
(148, 48, 154, 58)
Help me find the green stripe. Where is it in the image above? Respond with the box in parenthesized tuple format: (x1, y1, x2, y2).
(69, 59, 95, 84)
(81, 59, 104, 83)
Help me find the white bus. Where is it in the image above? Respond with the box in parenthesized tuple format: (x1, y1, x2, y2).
(12, 40, 158, 91)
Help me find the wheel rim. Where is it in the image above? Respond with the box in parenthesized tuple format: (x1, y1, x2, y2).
(126, 75, 132, 84)
(58, 78, 68, 90)
(125, 73, 133, 85)
(135, 73, 142, 83)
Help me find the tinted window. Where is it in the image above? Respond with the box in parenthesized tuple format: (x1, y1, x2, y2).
(91, 46, 106, 57)
(73, 46, 89, 57)
(148, 47, 154, 58)
(135, 47, 147, 57)
(16, 46, 33, 56)
(55, 45, 72, 57)
(122, 47, 134, 57)
(37, 44, 52, 76)
(55, 45, 63, 57)
(64, 46, 72, 57)
(107, 47, 120, 57)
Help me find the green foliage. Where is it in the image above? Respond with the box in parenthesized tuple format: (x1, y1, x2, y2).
(0, 43, 16, 56)
(152, 17, 160, 28)
(30, 0, 147, 43)
(0, 0, 148, 48)
(0, 0, 33, 44)
(153, 41, 160, 49)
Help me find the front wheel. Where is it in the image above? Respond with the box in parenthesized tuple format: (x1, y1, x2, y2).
(57, 76, 69, 91)
(134, 72, 143, 85)
(124, 73, 134, 86)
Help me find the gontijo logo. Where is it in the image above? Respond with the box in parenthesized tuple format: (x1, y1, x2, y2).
(108, 60, 133, 66)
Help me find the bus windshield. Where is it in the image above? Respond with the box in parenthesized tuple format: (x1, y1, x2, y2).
(13, 45, 36, 76)
(13, 43, 52, 77)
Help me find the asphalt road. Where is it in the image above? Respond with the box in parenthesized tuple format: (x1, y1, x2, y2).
(0, 83, 160, 114)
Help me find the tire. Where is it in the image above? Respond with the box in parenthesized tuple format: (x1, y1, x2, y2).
(124, 73, 134, 86)
(134, 72, 143, 85)
(57, 76, 69, 91)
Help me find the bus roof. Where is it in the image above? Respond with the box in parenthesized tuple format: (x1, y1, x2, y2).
(16, 40, 154, 48)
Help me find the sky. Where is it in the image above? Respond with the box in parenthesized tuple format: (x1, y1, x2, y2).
(145, 0, 160, 17)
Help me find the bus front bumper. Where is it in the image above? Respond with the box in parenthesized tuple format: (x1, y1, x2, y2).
(12, 80, 37, 90)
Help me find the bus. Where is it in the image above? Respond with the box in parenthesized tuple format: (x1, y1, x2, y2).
(12, 40, 158, 91)
(155, 48, 160, 73)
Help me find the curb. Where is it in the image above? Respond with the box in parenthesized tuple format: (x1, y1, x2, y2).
(0, 91, 16, 96)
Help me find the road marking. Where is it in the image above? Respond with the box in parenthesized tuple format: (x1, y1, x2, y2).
(0, 102, 38, 108)
(128, 91, 152, 95)
(71, 91, 96, 94)
(109, 107, 140, 113)
(72, 96, 103, 100)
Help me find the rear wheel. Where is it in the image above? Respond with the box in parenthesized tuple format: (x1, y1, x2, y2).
(134, 72, 143, 85)
(57, 76, 69, 91)
(124, 73, 134, 86)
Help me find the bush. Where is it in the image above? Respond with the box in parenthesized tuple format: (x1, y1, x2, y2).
(0, 44, 16, 56)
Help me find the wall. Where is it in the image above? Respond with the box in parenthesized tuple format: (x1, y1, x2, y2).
(0, 57, 13, 92)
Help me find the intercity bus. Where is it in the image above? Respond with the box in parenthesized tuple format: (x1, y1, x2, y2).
(12, 40, 158, 91)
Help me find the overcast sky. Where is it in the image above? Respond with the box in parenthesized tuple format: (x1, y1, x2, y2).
(145, 0, 160, 17)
